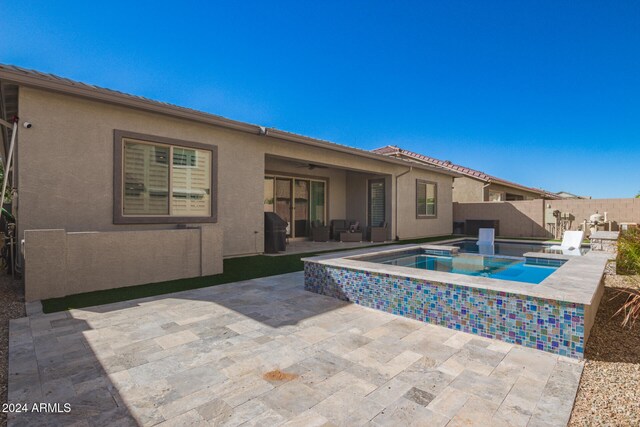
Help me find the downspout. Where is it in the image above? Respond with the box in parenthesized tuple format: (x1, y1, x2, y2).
(482, 181, 491, 200)
(394, 166, 412, 240)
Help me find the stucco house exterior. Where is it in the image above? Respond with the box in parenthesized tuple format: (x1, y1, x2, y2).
(0, 65, 458, 301)
(373, 145, 559, 202)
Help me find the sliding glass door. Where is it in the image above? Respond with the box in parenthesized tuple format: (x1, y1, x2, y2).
(294, 180, 310, 238)
(275, 178, 292, 236)
(310, 181, 326, 225)
(264, 175, 326, 238)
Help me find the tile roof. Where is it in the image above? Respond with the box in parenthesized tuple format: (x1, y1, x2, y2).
(372, 145, 560, 199)
(0, 64, 460, 177)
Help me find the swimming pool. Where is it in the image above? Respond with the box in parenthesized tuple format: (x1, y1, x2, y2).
(371, 251, 558, 284)
(452, 239, 589, 257)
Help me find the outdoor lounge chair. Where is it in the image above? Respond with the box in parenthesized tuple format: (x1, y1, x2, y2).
(477, 228, 495, 245)
(367, 221, 388, 242)
(310, 220, 330, 242)
(549, 230, 584, 255)
(477, 228, 495, 255)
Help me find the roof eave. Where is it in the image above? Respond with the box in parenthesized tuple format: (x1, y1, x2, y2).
(0, 66, 459, 178)
(0, 67, 259, 134)
(265, 129, 461, 177)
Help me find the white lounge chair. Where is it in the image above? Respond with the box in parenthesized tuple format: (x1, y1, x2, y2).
(477, 228, 495, 255)
(549, 230, 584, 255)
(477, 228, 495, 245)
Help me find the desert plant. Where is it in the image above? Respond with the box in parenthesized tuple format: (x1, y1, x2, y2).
(614, 285, 640, 327)
(614, 228, 640, 327)
(616, 227, 640, 275)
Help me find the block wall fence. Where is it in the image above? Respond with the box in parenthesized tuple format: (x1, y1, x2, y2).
(453, 198, 640, 238)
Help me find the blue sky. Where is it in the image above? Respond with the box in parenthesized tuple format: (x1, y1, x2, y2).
(2, 1, 639, 198)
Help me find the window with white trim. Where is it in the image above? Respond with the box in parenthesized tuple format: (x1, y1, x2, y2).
(416, 180, 437, 217)
(122, 138, 212, 218)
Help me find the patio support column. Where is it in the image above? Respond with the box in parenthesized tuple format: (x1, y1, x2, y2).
(394, 166, 412, 240)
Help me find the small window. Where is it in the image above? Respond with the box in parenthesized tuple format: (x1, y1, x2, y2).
(489, 190, 503, 202)
(114, 130, 217, 224)
(416, 180, 437, 218)
(505, 193, 524, 201)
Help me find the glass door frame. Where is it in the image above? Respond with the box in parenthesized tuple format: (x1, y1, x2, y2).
(264, 172, 327, 239)
(367, 178, 386, 227)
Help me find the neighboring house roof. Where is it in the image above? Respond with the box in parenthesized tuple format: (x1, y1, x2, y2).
(555, 191, 589, 199)
(0, 64, 460, 177)
(373, 145, 560, 199)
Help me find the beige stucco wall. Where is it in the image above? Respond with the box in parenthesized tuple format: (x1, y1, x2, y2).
(17, 87, 455, 263)
(452, 177, 485, 202)
(18, 87, 264, 257)
(24, 225, 223, 301)
(396, 169, 454, 239)
(452, 177, 542, 202)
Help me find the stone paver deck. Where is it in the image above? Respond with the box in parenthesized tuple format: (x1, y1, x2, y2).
(8, 272, 583, 426)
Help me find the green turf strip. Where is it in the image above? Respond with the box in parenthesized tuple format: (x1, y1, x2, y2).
(41, 235, 455, 313)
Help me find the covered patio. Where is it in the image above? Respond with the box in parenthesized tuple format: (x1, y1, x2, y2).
(263, 155, 393, 252)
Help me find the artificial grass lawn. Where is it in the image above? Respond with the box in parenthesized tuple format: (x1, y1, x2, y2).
(41, 235, 454, 313)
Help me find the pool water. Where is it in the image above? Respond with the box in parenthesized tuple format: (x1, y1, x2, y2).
(377, 252, 558, 284)
(452, 240, 589, 257)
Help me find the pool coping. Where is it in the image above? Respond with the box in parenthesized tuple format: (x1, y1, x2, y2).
(302, 238, 610, 305)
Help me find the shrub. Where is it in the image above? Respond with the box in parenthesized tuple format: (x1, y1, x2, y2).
(615, 286, 640, 327)
(616, 227, 640, 275)
(614, 228, 640, 327)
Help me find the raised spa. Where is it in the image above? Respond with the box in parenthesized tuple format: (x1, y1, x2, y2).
(303, 240, 607, 359)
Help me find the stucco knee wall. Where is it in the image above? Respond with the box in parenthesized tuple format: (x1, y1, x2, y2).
(23, 225, 223, 301)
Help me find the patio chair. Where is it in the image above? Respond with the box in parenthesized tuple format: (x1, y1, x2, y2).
(367, 221, 388, 242)
(477, 228, 495, 245)
(310, 220, 330, 242)
(549, 230, 584, 255)
(476, 228, 495, 255)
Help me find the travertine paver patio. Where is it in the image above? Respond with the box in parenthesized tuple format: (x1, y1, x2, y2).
(8, 272, 583, 426)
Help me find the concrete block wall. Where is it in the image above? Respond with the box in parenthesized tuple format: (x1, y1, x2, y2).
(454, 198, 640, 238)
(453, 200, 547, 237)
(549, 198, 640, 230)
(24, 225, 223, 301)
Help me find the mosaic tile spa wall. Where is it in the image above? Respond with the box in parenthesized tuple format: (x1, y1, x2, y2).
(304, 262, 586, 358)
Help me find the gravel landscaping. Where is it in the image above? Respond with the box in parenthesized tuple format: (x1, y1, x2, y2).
(0, 272, 25, 427)
(570, 262, 640, 426)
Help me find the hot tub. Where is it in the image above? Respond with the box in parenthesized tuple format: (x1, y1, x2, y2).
(303, 240, 608, 359)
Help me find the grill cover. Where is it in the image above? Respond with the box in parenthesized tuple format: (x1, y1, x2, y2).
(264, 212, 287, 253)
